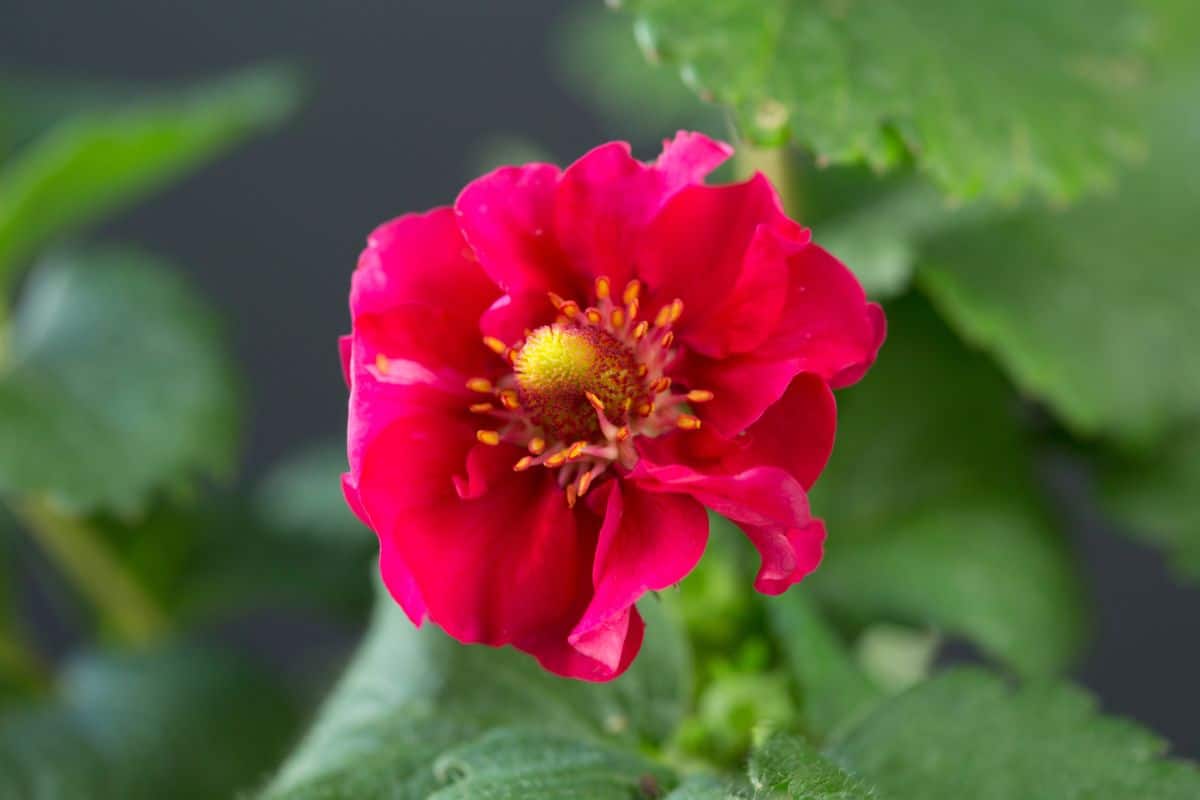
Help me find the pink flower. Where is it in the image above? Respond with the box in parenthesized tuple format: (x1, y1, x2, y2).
(341, 133, 885, 681)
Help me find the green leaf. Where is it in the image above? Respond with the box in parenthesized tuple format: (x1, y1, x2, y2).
(917, 66, 1200, 448)
(808, 295, 1086, 675)
(765, 591, 881, 738)
(0, 641, 298, 799)
(663, 775, 750, 799)
(1095, 424, 1200, 580)
(255, 440, 368, 545)
(620, 0, 1147, 202)
(0, 77, 141, 162)
(749, 733, 876, 799)
(263, 586, 691, 798)
(0, 64, 300, 284)
(428, 727, 672, 800)
(0, 247, 239, 513)
(552, 2, 726, 143)
(829, 669, 1200, 800)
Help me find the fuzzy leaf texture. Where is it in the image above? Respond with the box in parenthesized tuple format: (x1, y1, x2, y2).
(829, 669, 1200, 799)
(619, 0, 1147, 202)
(262, 585, 691, 799)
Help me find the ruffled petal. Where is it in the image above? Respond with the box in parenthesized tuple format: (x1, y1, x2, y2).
(629, 448, 825, 595)
(529, 606, 645, 683)
(569, 481, 708, 668)
(672, 350, 799, 438)
(635, 173, 792, 336)
(455, 163, 567, 295)
(757, 244, 886, 389)
(554, 134, 732, 291)
(351, 208, 499, 324)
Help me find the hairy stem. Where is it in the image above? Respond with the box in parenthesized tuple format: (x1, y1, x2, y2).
(15, 498, 167, 646)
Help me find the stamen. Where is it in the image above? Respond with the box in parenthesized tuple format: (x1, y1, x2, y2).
(499, 390, 520, 410)
(622, 280, 641, 305)
(595, 276, 611, 300)
(637, 402, 653, 417)
(476, 430, 502, 445)
(513, 456, 535, 471)
(561, 301, 580, 319)
(545, 451, 568, 468)
(611, 307, 625, 327)
(577, 471, 594, 497)
(585, 391, 605, 413)
(635, 364, 649, 378)
(669, 299, 684, 323)
(466, 377, 493, 393)
(585, 307, 603, 325)
(469, 402, 495, 413)
(626, 297, 640, 320)
(686, 389, 714, 403)
(676, 415, 702, 430)
(482, 336, 508, 356)
(567, 440, 588, 460)
(661, 331, 675, 349)
(566, 483, 579, 508)
(632, 321, 649, 340)
(548, 292, 566, 310)
(375, 354, 390, 374)
(615, 426, 630, 442)
(654, 305, 672, 328)
(650, 376, 671, 394)
(528, 437, 546, 455)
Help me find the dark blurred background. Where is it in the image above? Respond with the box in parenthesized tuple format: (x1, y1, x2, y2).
(3, 0, 1196, 755)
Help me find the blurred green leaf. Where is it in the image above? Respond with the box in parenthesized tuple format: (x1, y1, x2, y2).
(918, 66, 1200, 449)
(552, 2, 726, 144)
(829, 669, 1200, 799)
(620, 0, 1147, 202)
(749, 732, 877, 799)
(465, 134, 556, 181)
(0, 248, 239, 513)
(0, 77, 141, 162)
(427, 727, 672, 800)
(809, 295, 1086, 676)
(0, 641, 298, 800)
(263, 586, 692, 798)
(255, 440, 368, 545)
(765, 591, 881, 739)
(0, 64, 301, 285)
(1095, 424, 1200, 580)
(663, 775, 750, 799)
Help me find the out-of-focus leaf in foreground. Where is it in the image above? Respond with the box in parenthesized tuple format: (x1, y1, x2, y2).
(0, 642, 297, 800)
(0, 64, 301, 286)
(620, 0, 1147, 202)
(0, 248, 239, 513)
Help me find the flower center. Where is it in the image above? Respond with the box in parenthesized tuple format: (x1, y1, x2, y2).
(514, 326, 644, 443)
(464, 276, 710, 506)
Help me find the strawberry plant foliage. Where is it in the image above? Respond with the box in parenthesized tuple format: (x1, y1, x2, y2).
(618, 0, 1147, 203)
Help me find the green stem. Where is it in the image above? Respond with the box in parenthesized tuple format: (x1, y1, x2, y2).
(15, 498, 167, 646)
(733, 142, 800, 220)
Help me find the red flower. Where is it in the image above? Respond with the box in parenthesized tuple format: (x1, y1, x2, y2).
(341, 133, 884, 681)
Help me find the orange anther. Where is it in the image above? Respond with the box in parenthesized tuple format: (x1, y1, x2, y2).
(611, 308, 626, 327)
(676, 414, 702, 430)
(577, 472, 594, 497)
(566, 483, 579, 508)
(561, 301, 580, 319)
(469, 402, 495, 414)
(466, 377, 493, 393)
(626, 297, 639, 320)
(685, 389, 714, 403)
(476, 430, 502, 445)
(595, 276, 611, 300)
(662, 331, 675, 348)
(651, 376, 672, 393)
(654, 305, 673, 327)
(585, 307, 603, 325)
(499, 390, 520, 410)
(545, 451, 568, 468)
(615, 426, 630, 442)
(622, 279, 641, 306)
(513, 456, 535, 471)
(632, 321, 649, 340)
(374, 353, 390, 374)
(482, 336, 507, 355)
(528, 437, 546, 455)
(637, 402, 654, 417)
(567, 440, 588, 459)
(585, 392, 606, 413)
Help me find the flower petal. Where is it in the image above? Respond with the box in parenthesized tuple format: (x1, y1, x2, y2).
(554, 134, 732, 291)
(529, 606, 645, 682)
(635, 172, 791, 332)
(630, 450, 825, 595)
(455, 163, 567, 295)
(758, 243, 887, 388)
(351, 208, 499, 323)
(672, 350, 799, 438)
(569, 481, 708, 664)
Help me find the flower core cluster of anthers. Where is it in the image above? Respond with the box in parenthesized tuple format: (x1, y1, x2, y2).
(467, 276, 710, 506)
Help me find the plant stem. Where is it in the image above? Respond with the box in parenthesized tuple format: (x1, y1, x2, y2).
(734, 141, 801, 220)
(15, 498, 167, 646)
